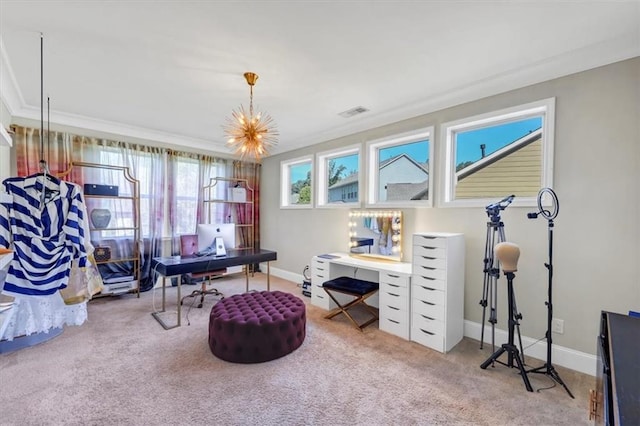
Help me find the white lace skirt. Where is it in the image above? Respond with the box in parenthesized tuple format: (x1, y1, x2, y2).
(1, 293, 87, 341)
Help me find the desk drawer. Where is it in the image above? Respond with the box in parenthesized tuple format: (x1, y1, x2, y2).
(411, 324, 445, 352)
(311, 271, 328, 282)
(381, 302, 409, 322)
(380, 272, 410, 287)
(412, 298, 445, 321)
(311, 291, 331, 310)
(380, 291, 409, 313)
(413, 245, 446, 259)
(413, 235, 448, 248)
(312, 257, 328, 268)
(380, 280, 409, 297)
(380, 315, 410, 340)
(412, 312, 444, 335)
(412, 275, 445, 291)
(413, 264, 446, 281)
(413, 255, 446, 270)
(412, 285, 445, 305)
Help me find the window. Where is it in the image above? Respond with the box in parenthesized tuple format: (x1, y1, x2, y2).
(280, 155, 313, 208)
(366, 127, 434, 207)
(316, 144, 361, 207)
(439, 98, 555, 207)
(173, 156, 200, 234)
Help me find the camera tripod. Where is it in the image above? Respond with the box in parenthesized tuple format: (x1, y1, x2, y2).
(479, 195, 525, 362)
(526, 188, 574, 398)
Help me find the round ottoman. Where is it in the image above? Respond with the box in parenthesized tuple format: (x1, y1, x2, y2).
(208, 291, 306, 363)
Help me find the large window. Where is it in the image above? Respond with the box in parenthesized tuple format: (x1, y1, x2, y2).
(439, 98, 555, 207)
(173, 156, 200, 235)
(366, 127, 434, 207)
(316, 144, 361, 207)
(280, 155, 313, 208)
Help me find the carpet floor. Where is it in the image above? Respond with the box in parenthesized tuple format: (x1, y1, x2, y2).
(0, 273, 594, 425)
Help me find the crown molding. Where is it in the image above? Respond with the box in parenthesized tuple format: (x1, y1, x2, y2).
(281, 34, 640, 154)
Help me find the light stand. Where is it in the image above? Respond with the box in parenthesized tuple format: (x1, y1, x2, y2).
(526, 188, 574, 399)
(480, 242, 533, 392)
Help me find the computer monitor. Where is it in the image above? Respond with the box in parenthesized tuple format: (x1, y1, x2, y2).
(196, 223, 236, 252)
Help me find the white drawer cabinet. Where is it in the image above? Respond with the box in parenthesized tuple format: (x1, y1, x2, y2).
(310, 257, 334, 310)
(411, 233, 464, 353)
(378, 271, 411, 339)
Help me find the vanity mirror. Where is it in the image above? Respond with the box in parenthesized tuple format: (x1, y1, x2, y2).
(348, 210, 402, 262)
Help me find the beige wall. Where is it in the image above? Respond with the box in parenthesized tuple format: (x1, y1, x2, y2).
(260, 57, 640, 356)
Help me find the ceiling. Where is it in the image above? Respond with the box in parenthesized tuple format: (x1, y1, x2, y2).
(1, 1, 639, 158)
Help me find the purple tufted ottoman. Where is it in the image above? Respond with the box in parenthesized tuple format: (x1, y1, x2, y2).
(208, 291, 306, 363)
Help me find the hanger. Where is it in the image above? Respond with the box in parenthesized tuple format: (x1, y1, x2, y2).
(34, 160, 60, 207)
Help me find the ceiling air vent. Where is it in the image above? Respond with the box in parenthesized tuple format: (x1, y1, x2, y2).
(338, 106, 369, 118)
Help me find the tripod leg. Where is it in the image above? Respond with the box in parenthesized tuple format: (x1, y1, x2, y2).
(490, 272, 497, 353)
(512, 346, 533, 392)
(480, 222, 495, 349)
(480, 346, 506, 369)
(548, 366, 575, 398)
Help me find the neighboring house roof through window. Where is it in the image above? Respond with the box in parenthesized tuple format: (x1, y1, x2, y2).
(457, 128, 542, 180)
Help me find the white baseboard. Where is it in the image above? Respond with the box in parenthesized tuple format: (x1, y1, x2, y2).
(464, 320, 597, 376)
(263, 265, 304, 286)
(268, 266, 597, 377)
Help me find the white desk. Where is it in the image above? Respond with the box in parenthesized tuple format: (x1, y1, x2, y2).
(310, 253, 412, 339)
(311, 232, 465, 353)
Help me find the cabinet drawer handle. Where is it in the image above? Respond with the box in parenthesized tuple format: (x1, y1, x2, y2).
(316, 274, 325, 278)
(388, 319, 400, 324)
(420, 300, 435, 306)
(420, 314, 435, 321)
(387, 274, 400, 278)
(421, 256, 436, 260)
(420, 286, 436, 291)
(388, 283, 400, 288)
(420, 276, 436, 281)
(421, 266, 436, 271)
(388, 292, 400, 297)
(420, 245, 436, 250)
(387, 305, 400, 311)
(317, 267, 325, 271)
(420, 328, 435, 336)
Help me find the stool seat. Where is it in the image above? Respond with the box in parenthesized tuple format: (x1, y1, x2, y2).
(208, 291, 306, 363)
(323, 276, 379, 294)
(323, 276, 379, 331)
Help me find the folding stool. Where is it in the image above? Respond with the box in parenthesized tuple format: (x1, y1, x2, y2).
(322, 276, 379, 331)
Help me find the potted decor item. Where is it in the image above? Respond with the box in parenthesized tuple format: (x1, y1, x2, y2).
(90, 208, 111, 229)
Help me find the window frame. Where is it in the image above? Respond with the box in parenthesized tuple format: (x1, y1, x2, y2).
(280, 155, 314, 209)
(438, 98, 555, 208)
(316, 143, 362, 209)
(366, 127, 434, 208)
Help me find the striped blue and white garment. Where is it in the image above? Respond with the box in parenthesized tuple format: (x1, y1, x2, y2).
(0, 174, 88, 297)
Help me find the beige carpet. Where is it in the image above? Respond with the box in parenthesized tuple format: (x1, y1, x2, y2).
(0, 273, 594, 425)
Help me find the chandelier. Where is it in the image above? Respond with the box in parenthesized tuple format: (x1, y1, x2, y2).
(223, 72, 278, 161)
